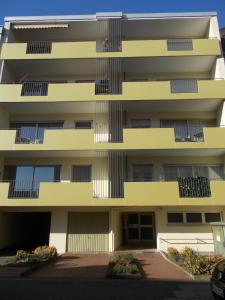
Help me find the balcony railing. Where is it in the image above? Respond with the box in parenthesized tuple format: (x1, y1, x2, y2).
(167, 39, 193, 51)
(26, 41, 52, 54)
(178, 177, 211, 198)
(21, 81, 48, 96)
(8, 180, 40, 198)
(170, 79, 198, 93)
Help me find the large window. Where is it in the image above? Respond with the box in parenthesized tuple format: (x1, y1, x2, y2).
(161, 119, 216, 142)
(167, 212, 221, 224)
(72, 165, 92, 182)
(11, 121, 63, 144)
(132, 164, 153, 182)
(130, 119, 151, 128)
(75, 121, 92, 129)
(4, 165, 60, 198)
(164, 165, 224, 181)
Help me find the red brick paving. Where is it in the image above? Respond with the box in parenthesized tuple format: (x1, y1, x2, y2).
(30, 253, 110, 278)
(134, 252, 192, 281)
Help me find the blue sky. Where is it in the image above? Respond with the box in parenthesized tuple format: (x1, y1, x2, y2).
(1, 0, 225, 27)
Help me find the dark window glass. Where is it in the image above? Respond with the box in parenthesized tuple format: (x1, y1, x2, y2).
(140, 214, 152, 225)
(133, 164, 153, 182)
(205, 213, 221, 223)
(168, 213, 184, 223)
(75, 121, 92, 129)
(128, 228, 139, 240)
(127, 214, 138, 225)
(72, 165, 92, 182)
(140, 228, 153, 240)
(186, 213, 202, 223)
(130, 119, 151, 128)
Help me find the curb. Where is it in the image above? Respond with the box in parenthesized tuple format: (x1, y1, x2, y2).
(159, 251, 194, 280)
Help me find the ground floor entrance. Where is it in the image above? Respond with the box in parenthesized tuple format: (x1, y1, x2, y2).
(0, 212, 51, 253)
(123, 212, 156, 248)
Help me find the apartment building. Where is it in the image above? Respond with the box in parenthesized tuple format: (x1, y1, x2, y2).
(0, 12, 224, 253)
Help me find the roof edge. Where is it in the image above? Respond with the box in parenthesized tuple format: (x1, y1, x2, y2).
(4, 11, 217, 23)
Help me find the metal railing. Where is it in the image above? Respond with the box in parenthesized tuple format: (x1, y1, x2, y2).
(26, 41, 52, 54)
(167, 39, 193, 51)
(15, 128, 44, 144)
(95, 80, 110, 94)
(178, 177, 211, 198)
(8, 180, 40, 198)
(21, 81, 48, 96)
(170, 79, 198, 93)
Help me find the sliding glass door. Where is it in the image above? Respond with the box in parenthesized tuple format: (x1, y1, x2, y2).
(4, 165, 60, 198)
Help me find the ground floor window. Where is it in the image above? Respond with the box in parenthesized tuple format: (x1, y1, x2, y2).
(167, 212, 221, 224)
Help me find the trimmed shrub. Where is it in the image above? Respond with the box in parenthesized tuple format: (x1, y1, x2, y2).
(180, 247, 195, 258)
(167, 247, 179, 261)
(33, 246, 57, 260)
(183, 254, 222, 275)
(16, 250, 29, 261)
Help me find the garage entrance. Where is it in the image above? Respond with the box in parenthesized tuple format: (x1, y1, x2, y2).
(67, 212, 109, 252)
(0, 212, 51, 253)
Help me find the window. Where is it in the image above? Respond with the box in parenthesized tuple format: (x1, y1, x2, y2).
(167, 213, 184, 223)
(186, 213, 202, 223)
(75, 121, 92, 129)
(205, 213, 221, 223)
(11, 121, 63, 144)
(72, 165, 92, 182)
(130, 119, 151, 128)
(132, 164, 153, 182)
(164, 165, 224, 181)
(168, 212, 221, 224)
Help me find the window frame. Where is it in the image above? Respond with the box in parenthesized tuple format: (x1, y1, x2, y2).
(74, 120, 93, 129)
(167, 212, 221, 225)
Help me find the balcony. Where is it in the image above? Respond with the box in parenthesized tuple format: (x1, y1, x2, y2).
(0, 180, 224, 207)
(0, 79, 225, 103)
(1, 127, 225, 152)
(0, 39, 220, 60)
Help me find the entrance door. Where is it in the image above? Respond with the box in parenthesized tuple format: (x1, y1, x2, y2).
(124, 213, 155, 247)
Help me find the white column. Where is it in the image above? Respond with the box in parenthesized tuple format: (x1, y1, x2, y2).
(209, 16, 221, 39)
(109, 209, 114, 252)
(49, 211, 68, 254)
(217, 101, 225, 127)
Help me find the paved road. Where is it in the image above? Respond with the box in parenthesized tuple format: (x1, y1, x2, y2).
(0, 278, 213, 300)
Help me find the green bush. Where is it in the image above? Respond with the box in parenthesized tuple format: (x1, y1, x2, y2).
(167, 247, 180, 261)
(33, 245, 57, 260)
(180, 247, 195, 258)
(183, 254, 222, 275)
(16, 250, 29, 261)
(113, 262, 138, 274)
(111, 254, 133, 264)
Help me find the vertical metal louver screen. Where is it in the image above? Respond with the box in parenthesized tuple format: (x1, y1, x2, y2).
(94, 102, 109, 143)
(109, 101, 124, 142)
(21, 81, 48, 96)
(108, 151, 125, 198)
(170, 80, 198, 93)
(26, 41, 52, 54)
(96, 18, 122, 52)
(167, 39, 193, 51)
(95, 58, 122, 94)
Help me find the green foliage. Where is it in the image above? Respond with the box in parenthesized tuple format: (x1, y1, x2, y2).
(180, 247, 195, 258)
(167, 247, 179, 261)
(110, 253, 139, 275)
(183, 254, 222, 275)
(16, 250, 29, 261)
(33, 245, 57, 260)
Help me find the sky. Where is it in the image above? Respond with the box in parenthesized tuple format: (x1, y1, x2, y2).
(1, 0, 225, 27)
